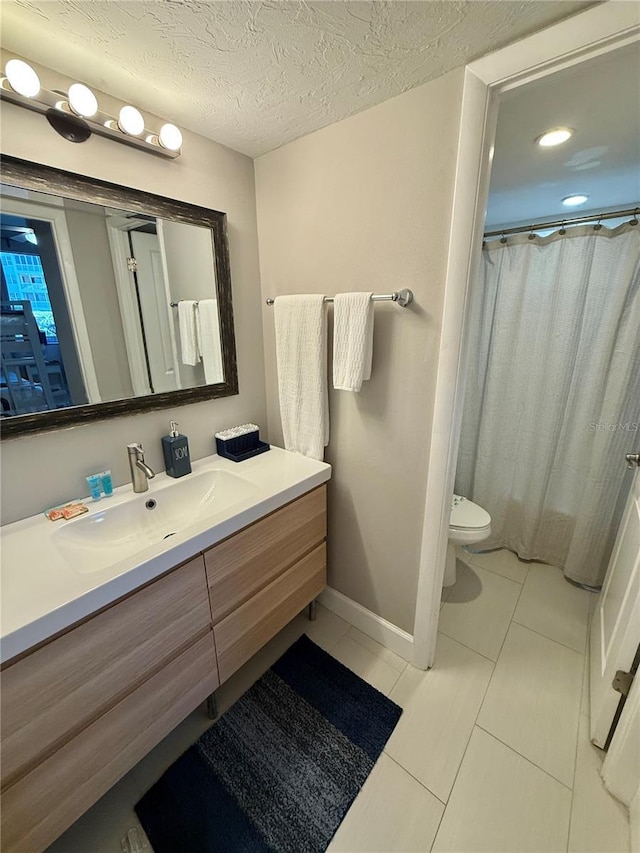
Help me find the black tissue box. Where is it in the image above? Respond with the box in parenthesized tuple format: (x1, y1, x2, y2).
(215, 424, 270, 463)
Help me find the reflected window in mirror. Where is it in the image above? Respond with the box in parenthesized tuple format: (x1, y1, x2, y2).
(0, 157, 237, 437)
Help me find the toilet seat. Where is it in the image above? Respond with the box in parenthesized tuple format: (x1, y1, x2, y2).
(448, 496, 491, 544)
(449, 496, 491, 531)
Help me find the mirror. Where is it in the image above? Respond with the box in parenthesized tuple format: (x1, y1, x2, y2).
(0, 156, 237, 438)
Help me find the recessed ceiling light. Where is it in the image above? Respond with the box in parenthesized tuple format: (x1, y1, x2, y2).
(562, 194, 589, 207)
(537, 127, 574, 147)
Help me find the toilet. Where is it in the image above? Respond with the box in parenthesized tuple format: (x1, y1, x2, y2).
(444, 495, 492, 587)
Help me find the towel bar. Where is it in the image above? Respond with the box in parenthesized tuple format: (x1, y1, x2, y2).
(265, 289, 413, 308)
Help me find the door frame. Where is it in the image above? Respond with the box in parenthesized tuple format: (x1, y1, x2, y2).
(129, 226, 181, 395)
(106, 219, 182, 396)
(412, 2, 640, 669)
(105, 219, 153, 397)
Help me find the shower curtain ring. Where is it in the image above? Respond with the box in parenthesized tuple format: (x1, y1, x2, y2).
(593, 215, 603, 231)
(527, 225, 536, 240)
(500, 232, 507, 244)
(630, 208, 639, 226)
(559, 221, 566, 235)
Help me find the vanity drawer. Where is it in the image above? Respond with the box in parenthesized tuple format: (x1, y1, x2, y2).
(214, 541, 326, 683)
(1, 555, 213, 789)
(1, 631, 218, 853)
(205, 485, 326, 624)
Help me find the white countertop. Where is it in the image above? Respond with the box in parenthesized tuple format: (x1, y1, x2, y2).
(1, 446, 331, 664)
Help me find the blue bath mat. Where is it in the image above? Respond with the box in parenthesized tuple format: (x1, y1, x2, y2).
(135, 634, 402, 853)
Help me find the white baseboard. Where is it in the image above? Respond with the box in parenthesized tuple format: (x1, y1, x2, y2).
(318, 587, 414, 662)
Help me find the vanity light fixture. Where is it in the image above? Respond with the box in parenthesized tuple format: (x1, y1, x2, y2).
(536, 127, 574, 147)
(0, 57, 183, 159)
(562, 194, 589, 207)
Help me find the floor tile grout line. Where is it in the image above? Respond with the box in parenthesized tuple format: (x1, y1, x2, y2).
(382, 752, 448, 807)
(332, 641, 407, 694)
(474, 573, 581, 795)
(436, 628, 500, 664)
(385, 669, 403, 697)
(428, 632, 503, 849)
(566, 650, 591, 851)
(475, 723, 574, 792)
(430, 561, 519, 822)
(460, 551, 529, 585)
(474, 573, 528, 719)
(494, 571, 527, 659)
(428, 720, 485, 851)
(454, 555, 525, 592)
(344, 625, 409, 672)
(429, 789, 450, 852)
(510, 617, 588, 656)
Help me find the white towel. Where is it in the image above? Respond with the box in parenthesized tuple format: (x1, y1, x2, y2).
(332, 292, 374, 391)
(178, 300, 198, 366)
(196, 299, 224, 384)
(274, 294, 329, 461)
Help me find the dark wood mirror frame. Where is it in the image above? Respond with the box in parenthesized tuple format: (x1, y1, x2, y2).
(0, 155, 238, 439)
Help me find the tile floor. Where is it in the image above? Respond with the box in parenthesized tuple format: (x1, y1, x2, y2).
(47, 549, 631, 853)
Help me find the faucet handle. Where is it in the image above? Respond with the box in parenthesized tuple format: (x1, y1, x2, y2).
(127, 442, 144, 458)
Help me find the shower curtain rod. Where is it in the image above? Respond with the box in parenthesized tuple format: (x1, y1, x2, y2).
(484, 206, 639, 239)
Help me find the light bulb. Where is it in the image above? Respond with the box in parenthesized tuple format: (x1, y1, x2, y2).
(118, 105, 145, 136)
(68, 83, 98, 118)
(536, 127, 574, 148)
(158, 123, 182, 151)
(562, 194, 589, 207)
(5, 59, 40, 98)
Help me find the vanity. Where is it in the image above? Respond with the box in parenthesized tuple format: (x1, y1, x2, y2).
(0, 447, 330, 853)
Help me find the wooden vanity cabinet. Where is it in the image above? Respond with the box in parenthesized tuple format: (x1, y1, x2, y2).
(204, 483, 327, 681)
(0, 483, 327, 853)
(1, 555, 219, 853)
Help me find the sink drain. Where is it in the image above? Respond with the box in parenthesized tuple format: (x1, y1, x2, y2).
(145, 499, 157, 510)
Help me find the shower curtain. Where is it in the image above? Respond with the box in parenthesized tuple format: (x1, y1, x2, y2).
(456, 223, 640, 588)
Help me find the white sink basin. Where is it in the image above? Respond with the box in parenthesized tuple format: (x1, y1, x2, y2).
(53, 469, 261, 572)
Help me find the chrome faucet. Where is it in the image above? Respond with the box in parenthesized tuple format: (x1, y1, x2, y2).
(127, 443, 156, 493)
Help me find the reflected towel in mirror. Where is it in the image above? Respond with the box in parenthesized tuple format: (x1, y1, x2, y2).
(178, 300, 199, 366)
(197, 299, 224, 384)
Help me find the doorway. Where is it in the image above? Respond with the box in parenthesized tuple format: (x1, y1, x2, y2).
(412, 0, 639, 668)
(411, 4, 639, 842)
(0, 213, 86, 415)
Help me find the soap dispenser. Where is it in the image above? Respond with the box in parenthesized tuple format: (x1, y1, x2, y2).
(162, 421, 192, 478)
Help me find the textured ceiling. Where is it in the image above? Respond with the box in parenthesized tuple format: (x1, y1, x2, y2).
(487, 42, 640, 228)
(1, 0, 596, 157)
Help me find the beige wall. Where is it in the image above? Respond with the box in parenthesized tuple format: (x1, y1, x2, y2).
(161, 219, 219, 388)
(255, 69, 464, 632)
(0, 59, 266, 525)
(63, 200, 134, 402)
